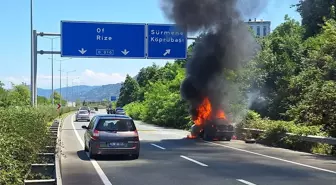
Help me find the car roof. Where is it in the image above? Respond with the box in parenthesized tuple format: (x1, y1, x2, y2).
(94, 114, 132, 120)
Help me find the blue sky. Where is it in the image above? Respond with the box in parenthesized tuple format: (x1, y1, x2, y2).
(0, 0, 301, 89)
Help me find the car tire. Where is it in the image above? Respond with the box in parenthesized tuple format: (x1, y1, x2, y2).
(203, 132, 213, 141)
(131, 153, 139, 159)
(88, 145, 96, 159)
(224, 136, 231, 141)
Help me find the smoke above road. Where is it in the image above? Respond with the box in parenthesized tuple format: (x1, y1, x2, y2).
(160, 0, 265, 124)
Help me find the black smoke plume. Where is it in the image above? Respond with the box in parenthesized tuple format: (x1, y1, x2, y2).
(160, 0, 264, 121)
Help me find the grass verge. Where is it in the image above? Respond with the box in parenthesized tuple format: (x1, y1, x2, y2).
(0, 106, 77, 185)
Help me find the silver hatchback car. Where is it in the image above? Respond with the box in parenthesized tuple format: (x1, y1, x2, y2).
(82, 114, 140, 159)
(75, 110, 90, 122)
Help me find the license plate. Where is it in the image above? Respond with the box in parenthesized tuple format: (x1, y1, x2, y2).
(109, 142, 125, 147)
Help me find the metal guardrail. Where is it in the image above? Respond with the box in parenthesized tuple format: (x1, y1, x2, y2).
(240, 128, 336, 145)
(55, 119, 63, 185)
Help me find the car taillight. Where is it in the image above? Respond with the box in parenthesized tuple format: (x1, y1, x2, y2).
(134, 130, 139, 141)
(92, 130, 99, 140)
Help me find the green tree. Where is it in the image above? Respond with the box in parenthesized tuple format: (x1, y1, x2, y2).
(249, 15, 304, 120)
(287, 19, 336, 137)
(7, 84, 30, 106)
(37, 96, 50, 105)
(117, 75, 140, 107)
(75, 99, 81, 107)
(0, 81, 8, 107)
(51, 91, 66, 105)
(294, 0, 336, 38)
(136, 64, 160, 87)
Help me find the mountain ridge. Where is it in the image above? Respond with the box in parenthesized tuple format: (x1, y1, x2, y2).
(37, 83, 122, 101)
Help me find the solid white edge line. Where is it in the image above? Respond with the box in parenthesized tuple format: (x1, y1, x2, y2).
(203, 141, 336, 175)
(237, 179, 257, 185)
(180, 155, 208, 167)
(150, 143, 166, 150)
(70, 115, 113, 185)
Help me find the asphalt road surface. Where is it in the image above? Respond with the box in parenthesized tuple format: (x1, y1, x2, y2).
(60, 110, 336, 185)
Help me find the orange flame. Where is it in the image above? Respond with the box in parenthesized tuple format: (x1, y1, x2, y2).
(193, 97, 226, 126)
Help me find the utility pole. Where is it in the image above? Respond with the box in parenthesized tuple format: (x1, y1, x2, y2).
(66, 70, 76, 102)
(59, 61, 62, 105)
(54, 58, 72, 106)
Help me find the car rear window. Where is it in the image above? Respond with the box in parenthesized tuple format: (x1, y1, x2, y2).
(79, 110, 88, 114)
(95, 119, 136, 132)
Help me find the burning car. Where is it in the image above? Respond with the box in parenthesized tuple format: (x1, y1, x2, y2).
(190, 119, 234, 141)
(187, 97, 235, 141)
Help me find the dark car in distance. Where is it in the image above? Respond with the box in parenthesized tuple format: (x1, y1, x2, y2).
(82, 114, 140, 159)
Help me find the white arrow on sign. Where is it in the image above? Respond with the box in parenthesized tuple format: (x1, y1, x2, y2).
(78, 48, 87, 55)
(163, 49, 171, 56)
(121, 49, 129, 55)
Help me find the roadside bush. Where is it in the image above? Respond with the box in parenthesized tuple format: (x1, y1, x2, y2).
(239, 110, 333, 155)
(124, 101, 145, 120)
(0, 106, 74, 185)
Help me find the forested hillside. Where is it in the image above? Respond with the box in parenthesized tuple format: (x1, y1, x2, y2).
(118, 2, 336, 155)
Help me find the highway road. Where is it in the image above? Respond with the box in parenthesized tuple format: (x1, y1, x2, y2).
(60, 110, 336, 185)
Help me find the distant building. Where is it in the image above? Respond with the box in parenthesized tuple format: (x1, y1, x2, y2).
(246, 18, 271, 37)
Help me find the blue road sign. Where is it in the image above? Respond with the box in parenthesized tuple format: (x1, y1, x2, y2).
(146, 24, 187, 59)
(110, 96, 117, 101)
(61, 21, 146, 58)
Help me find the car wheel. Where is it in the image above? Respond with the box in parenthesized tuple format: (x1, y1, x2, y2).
(225, 136, 232, 141)
(131, 153, 139, 159)
(84, 143, 89, 152)
(88, 145, 96, 159)
(203, 132, 212, 141)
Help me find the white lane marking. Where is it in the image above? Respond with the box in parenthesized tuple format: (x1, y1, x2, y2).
(150, 143, 166, 150)
(70, 115, 113, 185)
(180, 155, 208, 167)
(163, 131, 336, 174)
(237, 179, 257, 185)
(203, 141, 336, 175)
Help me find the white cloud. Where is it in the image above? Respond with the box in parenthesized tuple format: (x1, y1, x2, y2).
(81, 69, 126, 86)
(0, 69, 127, 89)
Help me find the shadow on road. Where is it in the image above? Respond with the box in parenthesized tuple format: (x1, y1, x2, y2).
(77, 150, 136, 161)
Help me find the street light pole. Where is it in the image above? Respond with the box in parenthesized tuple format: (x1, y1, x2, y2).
(54, 58, 72, 105)
(30, 0, 34, 106)
(72, 77, 79, 102)
(51, 39, 54, 105)
(66, 70, 76, 102)
(44, 37, 59, 105)
(59, 60, 62, 105)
